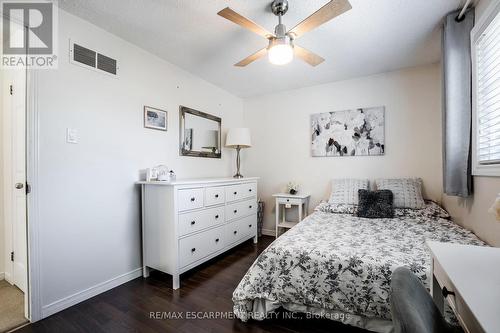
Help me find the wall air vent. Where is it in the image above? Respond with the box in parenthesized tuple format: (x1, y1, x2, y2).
(73, 44, 96, 68)
(97, 53, 117, 75)
(70, 41, 119, 77)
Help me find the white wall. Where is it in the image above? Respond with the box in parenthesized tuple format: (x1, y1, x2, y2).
(442, 0, 500, 247)
(243, 64, 442, 233)
(35, 10, 243, 314)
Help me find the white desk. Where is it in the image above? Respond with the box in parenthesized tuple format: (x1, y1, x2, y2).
(427, 241, 500, 333)
(272, 193, 310, 237)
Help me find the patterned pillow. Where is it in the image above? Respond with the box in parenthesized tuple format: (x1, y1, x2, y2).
(328, 178, 369, 205)
(375, 178, 425, 209)
(356, 189, 394, 218)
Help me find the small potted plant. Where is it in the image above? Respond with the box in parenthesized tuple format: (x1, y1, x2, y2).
(286, 181, 299, 195)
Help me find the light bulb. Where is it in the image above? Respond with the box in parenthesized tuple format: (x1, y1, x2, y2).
(268, 44, 294, 65)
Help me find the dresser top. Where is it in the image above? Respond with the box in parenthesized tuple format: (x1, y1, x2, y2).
(427, 241, 500, 333)
(137, 176, 259, 186)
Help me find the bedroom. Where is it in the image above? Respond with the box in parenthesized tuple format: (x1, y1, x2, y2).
(0, 0, 499, 332)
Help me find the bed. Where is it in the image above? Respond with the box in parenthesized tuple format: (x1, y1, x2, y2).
(232, 201, 486, 333)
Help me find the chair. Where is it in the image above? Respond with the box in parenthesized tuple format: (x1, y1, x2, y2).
(390, 267, 459, 333)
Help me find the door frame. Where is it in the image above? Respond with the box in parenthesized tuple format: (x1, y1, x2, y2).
(26, 68, 42, 322)
(1, 13, 42, 323)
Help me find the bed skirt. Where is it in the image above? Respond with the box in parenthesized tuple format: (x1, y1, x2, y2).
(234, 298, 393, 333)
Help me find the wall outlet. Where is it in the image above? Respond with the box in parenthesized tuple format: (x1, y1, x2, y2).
(66, 128, 78, 144)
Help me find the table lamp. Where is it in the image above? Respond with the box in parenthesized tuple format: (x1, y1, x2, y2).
(226, 128, 252, 178)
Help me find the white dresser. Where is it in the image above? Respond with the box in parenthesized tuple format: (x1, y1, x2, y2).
(137, 177, 259, 289)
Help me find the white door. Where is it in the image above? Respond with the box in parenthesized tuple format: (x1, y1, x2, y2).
(3, 21, 28, 294)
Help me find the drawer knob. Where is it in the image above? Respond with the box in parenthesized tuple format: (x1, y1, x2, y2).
(190, 197, 195, 202)
(233, 230, 237, 235)
(233, 191, 237, 195)
(215, 238, 220, 243)
(191, 221, 196, 225)
(234, 209, 237, 214)
(215, 215, 219, 219)
(191, 248, 196, 252)
(442, 287, 455, 298)
(249, 205, 252, 209)
(215, 194, 219, 198)
(249, 224, 252, 228)
(249, 189, 252, 192)
(287, 199, 289, 202)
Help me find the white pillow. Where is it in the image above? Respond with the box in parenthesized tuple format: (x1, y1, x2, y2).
(375, 178, 425, 209)
(328, 179, 369, 205)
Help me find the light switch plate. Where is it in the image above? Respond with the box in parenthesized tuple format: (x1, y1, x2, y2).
(66, 128, 78, 144)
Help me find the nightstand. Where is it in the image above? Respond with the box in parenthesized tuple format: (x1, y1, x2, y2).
(272, 193, 311, 237)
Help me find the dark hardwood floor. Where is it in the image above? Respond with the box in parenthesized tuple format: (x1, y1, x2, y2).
(17, 236, 370, 333)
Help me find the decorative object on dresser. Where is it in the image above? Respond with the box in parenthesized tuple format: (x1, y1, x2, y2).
(144, 106, 168, 131)
(272, 193, 310, 237)
(179, 106, 222, 158)
(138, 177, 259, 289)
(225, 128, 252, 178)
(311, 106, 385, 157)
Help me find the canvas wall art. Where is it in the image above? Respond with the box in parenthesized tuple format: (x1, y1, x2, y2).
(311, 106, 385, 157)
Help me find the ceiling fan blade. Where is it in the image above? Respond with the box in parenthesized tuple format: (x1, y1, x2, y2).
(295, 45, 325, 66)
(289, 0, 352, 39)
(218, 7, 273, 38)
(235, 48, 268, 67)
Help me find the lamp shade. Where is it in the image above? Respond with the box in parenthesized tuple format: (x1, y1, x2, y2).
(226, 128, 252, 148)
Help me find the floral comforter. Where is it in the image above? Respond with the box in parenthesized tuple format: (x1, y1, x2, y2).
(233, 202, 485, 332)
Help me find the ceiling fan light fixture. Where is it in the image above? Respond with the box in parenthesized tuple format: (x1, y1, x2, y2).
(267, 36, 294, 65)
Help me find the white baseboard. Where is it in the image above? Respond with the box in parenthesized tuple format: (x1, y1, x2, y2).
(0, 272, 4, 280)
(261, 228, 275, 236)
(41, 267, 142, 318)
(4, 271, 12, 284)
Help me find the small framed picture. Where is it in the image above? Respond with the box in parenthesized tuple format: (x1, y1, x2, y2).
(144, 106, 167, 131)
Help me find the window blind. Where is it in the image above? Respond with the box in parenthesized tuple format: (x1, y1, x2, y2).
(476, 10, 500, 164)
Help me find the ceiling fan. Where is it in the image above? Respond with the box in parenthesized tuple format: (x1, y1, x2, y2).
(217, 0, 352, 67)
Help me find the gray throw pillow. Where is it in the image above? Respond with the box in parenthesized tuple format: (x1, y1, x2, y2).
(356, 189, 394, 218)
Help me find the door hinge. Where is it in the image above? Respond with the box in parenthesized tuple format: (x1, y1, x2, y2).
(9, 84, 13, 95)
(26, 183, 31, 194)
(10, 251, 14, 262)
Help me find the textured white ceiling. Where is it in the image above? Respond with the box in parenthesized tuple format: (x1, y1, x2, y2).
(59, 0, 464, 97)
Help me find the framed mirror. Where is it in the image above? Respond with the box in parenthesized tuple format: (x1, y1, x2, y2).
(179, 106, 222, 158)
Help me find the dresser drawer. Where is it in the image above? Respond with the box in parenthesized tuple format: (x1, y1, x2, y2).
(178, 206, 224, 236)
(178, 188, 204, 212)
(240, 214, 257, 237)
(225, 198, 257, 221)
(225, 183, 257, 202)
(179, 225, 224, 268)
(433, 258, 457, 311)
(205, 186, 225, 206)
(276, 197, 302, 205)
(225, 215, 256, 244)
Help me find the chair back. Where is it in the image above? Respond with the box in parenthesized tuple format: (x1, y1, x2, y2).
(390, 267, 453, 333)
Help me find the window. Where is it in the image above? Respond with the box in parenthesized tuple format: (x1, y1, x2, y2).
(472, 1, 500, 176)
